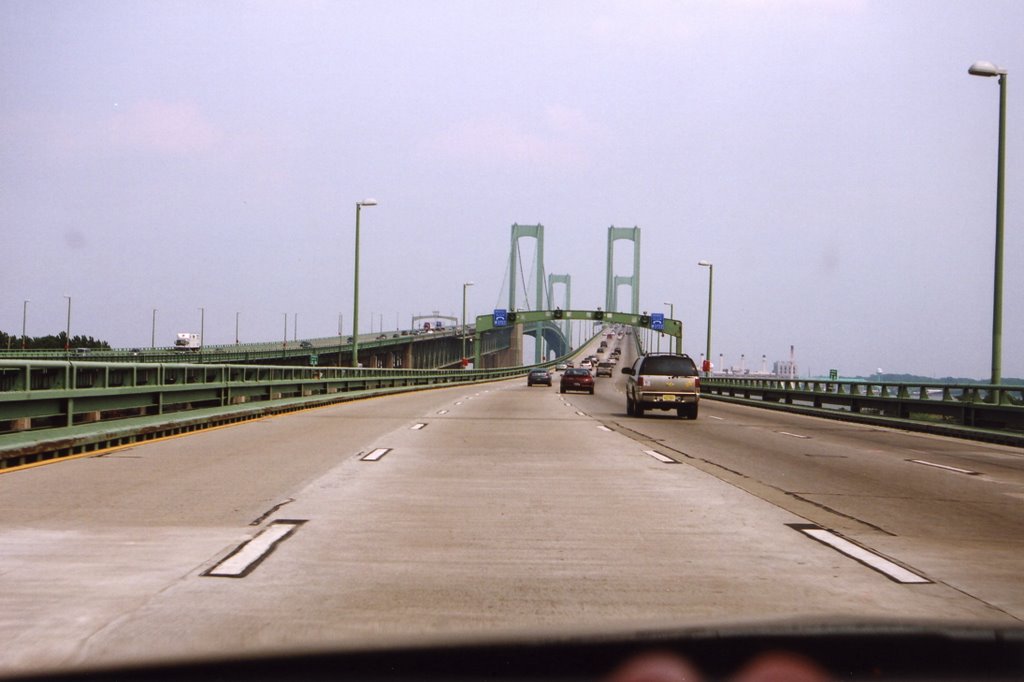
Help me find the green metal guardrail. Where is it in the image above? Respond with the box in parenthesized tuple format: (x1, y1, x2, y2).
(0, 357, 537, 469)
(634, 330, 1023, 445)
(0, 327, 480, 366)
(701, 376, 1024, 446)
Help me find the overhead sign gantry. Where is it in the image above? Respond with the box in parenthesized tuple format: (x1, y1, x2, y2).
(474, 309, 682, 367)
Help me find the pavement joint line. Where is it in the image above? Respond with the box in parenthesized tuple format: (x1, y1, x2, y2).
(410, 423, 427, 430)
(361, 447, 392, 462)
(907, 459, 980, 475)
(788, 523, 931, 584)
(605, 418, 896, 536)
(204, 519, 306, 578)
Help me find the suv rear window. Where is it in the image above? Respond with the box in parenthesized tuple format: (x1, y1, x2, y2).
(640, 356, 698, 376)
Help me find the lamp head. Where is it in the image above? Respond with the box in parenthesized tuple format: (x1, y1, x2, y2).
(968, 61, 1006, 77)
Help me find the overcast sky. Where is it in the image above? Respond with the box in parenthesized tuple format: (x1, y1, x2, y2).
(2, 0, 1021, 379)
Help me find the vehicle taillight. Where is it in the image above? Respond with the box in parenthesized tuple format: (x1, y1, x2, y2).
(695, 377, 701, 390)
(637, 377, 646, 387)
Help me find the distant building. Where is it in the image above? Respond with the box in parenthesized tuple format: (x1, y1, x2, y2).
(773, 360, 798, 378)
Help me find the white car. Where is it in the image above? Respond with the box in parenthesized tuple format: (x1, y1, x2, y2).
(580, 360, 593, 369)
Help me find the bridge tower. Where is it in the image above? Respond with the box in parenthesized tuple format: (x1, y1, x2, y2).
(605, 226, 641, 314)
(508, 223, 546, 363)
(547, 273, 571, 344)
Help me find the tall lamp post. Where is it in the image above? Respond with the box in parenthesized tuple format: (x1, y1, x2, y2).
(235, 311, 240, 345)
(22, 300, 29, 349)
(663, 301, 674, 354)
(698, 261, 713, 374)
(968, 60, 1008, 386)
(151, 308, 158, 349)
(198, 307, 205, 350)
(462, 281, 475, 365)
(351, 198, 378, 367)
(63, 295, 72, 354)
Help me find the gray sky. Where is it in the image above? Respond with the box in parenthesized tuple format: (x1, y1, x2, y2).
(2, 0, 1021, 379)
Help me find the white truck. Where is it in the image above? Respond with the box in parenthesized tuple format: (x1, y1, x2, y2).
(174, 332, 201, 351)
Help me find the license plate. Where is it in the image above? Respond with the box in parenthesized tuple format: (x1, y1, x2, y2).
(659, 395, 676, 402)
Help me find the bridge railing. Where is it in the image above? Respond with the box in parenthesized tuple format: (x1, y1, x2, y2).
(701, 376, 1024, 444)
(0, 328, 471, 365)
(0, 358, 529, 468)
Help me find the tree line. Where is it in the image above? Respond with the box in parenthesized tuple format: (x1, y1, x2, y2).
(0, 330, 111, 351)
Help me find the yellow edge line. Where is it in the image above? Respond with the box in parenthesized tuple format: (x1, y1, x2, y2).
(1, 375, 520, 476)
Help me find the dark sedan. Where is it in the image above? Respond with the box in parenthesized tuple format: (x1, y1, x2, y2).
(527, 369, 552, 387)
(560, 368, 594, 394)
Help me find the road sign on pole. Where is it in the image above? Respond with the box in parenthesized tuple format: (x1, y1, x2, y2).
(493, 309, 508, 327)
(651, 313, 665, 331)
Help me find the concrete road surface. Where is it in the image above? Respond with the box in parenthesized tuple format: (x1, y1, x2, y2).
(2, 336, 1021, 675)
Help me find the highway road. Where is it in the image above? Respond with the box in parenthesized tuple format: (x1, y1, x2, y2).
(2, 334, 1022, 675)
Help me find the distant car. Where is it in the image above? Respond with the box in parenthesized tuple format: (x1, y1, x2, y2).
(299, 341, 313, 349)
(527, 368, 552, 387)
(560, 368, 594, 394)
(595, 361, 614, 377)
(565, 361, 574, 368)
(555, 363, 568, 371)
(580, 360, 593, 370)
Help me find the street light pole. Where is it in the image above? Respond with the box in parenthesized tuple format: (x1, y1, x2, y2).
(663, 301, 674, 353)
(969, 60, 1008, 385)
(198, 307, 205, 350)
(22, 300, 29, 349)
(352, 198, 378, 367)
(698, 261, 713, 374)
(63, 295, 71, 354)
(152, 308, 157, 349)
(462, 281, 475, 365)
(235, 311, 240, 345)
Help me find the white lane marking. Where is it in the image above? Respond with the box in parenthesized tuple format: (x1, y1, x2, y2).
(777, 431, 810, 439)
(575, 411, 587, 417)
(908, 459, 979, 476)
(410, 423, 427, 431)
(205, 521, 304, 578)
(709, 416, 724, 421)
(795, 526, 930, 584)
(454, 401, 463, 406)
(437, 409, 449, 415)
(643, 449, 677, 464)
(361, 448, 392, 461)
(597, 425, 612, 432)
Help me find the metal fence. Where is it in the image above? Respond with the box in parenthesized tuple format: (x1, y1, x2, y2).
(701, 376, 1024, 444)
(0, 359, 532, 468)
